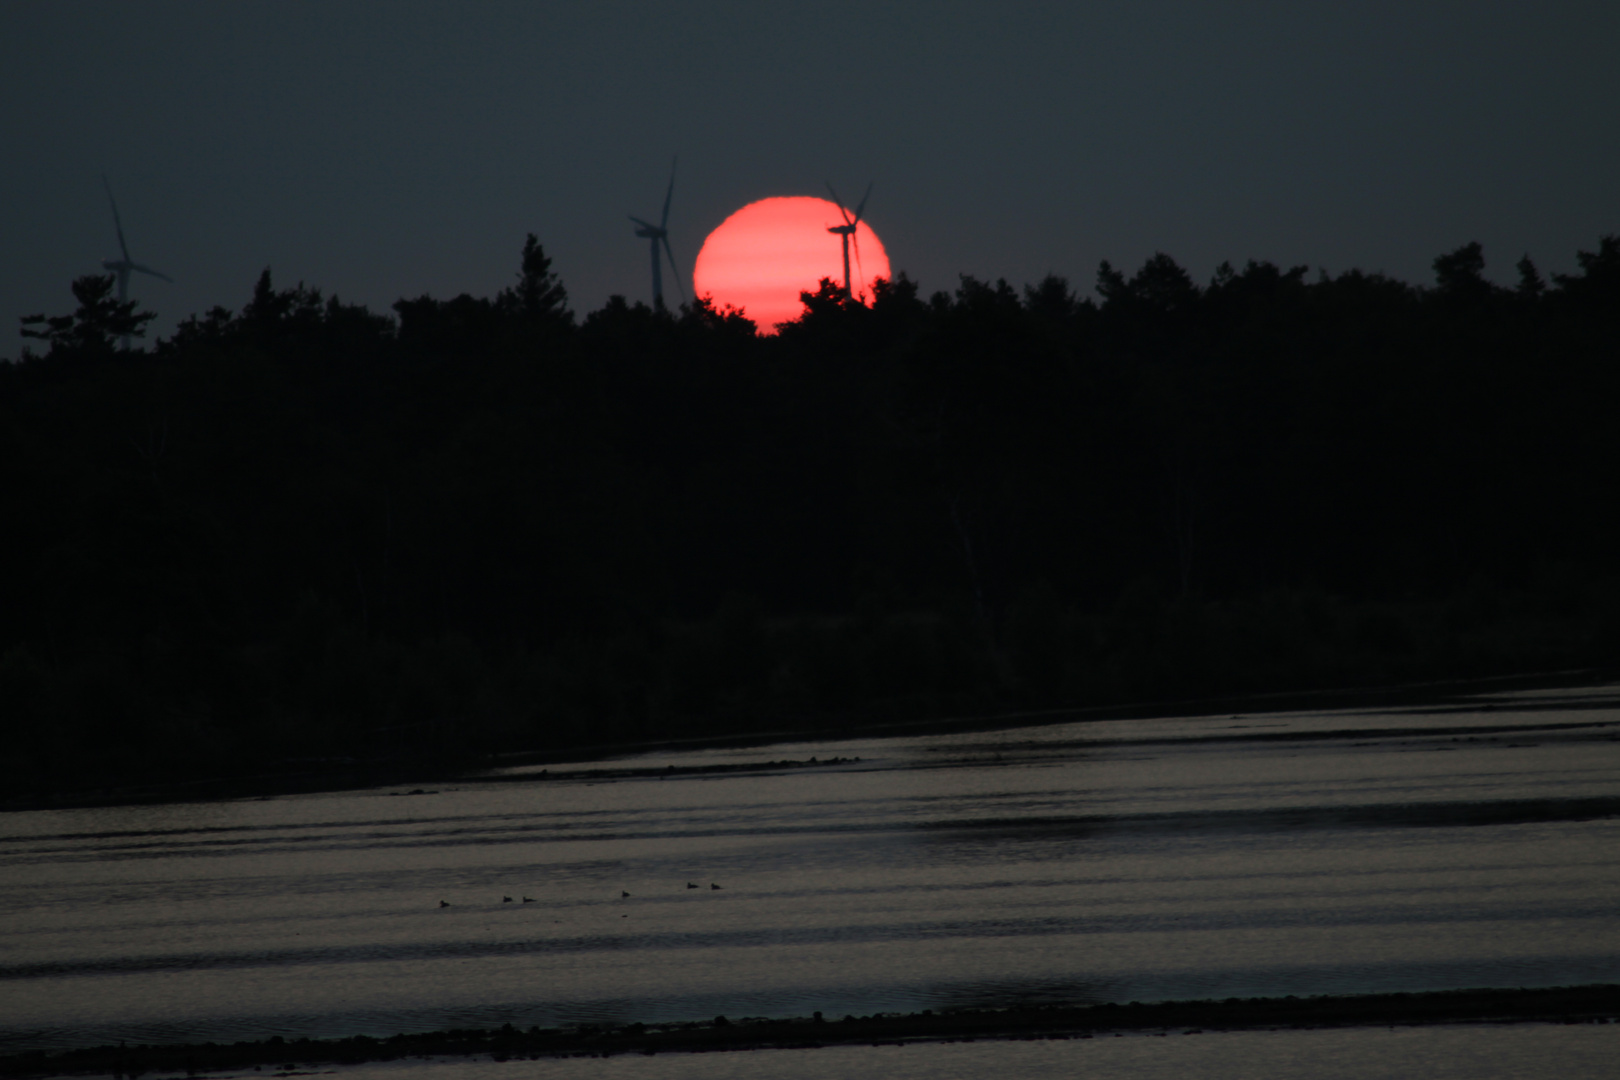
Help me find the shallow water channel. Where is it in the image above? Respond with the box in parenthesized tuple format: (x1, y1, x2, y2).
(2, 684, 1618, 1065)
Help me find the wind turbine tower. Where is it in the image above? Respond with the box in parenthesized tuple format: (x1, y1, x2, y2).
(101, 176, 173, 349)
(825, 181, 872, 300)
(629, 158, 685, 310)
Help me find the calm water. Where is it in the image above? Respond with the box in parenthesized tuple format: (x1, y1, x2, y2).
(2, 684, 1618, 1069)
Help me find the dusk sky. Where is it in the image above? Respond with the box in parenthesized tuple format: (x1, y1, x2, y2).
(3, 1, 1616, 343)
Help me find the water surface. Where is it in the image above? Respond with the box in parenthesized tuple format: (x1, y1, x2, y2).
(2, 685, 1617, 1054)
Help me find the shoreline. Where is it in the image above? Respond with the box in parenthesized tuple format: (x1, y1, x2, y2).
(3, 986, 1617, 1076)
(4, 667, 1608, 814)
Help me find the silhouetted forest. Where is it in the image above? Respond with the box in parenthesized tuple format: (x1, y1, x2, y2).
(4, 235, 1618, 799)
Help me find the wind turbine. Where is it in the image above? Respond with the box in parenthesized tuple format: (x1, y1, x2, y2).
(101, 176, 173, 349)
(629, 157, 685, 310)
(825, 181, 872, 301)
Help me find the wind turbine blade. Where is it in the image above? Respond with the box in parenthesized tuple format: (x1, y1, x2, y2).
(629, 215, 658, 231)
(661, 155, 677, 231)
(102, 174, 131, 262)
(131, 262, 173, 283)
(852, 182, 873, 225)
(662, 235, 686, 302)
(853, 230, 865, 299)
(825, 181, 853, 225)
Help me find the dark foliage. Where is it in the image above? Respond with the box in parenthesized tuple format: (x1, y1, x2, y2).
(18, 274, 155, 355)
(4, 235, 1619, 798)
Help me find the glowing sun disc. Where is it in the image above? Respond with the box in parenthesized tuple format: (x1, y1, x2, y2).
(692, 196, 891, 332)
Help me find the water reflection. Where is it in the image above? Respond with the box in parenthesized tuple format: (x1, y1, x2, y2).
(1, 686, 1616, 1051)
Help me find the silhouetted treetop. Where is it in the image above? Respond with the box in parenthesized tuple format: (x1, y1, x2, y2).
(679, 295, 757, 340)
(1023, 274, 1084, 323)
(1552, 235, 1620, 304)
(499, 234, 571, 324)
(156, 268, 394, 361)
(1515, 255, 1546, 298)
(18, 274, 155, 356)
(1096, 253, 1201, 315)
(1433, 242, 1489, 294)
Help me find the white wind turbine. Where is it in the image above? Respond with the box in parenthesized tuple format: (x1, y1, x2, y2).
(629, 158, 685, 310)
(101, 176, 173, 349)
(825, 181, 872, 300)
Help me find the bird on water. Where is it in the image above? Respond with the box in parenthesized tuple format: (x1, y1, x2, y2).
(439, 900, 450, 908)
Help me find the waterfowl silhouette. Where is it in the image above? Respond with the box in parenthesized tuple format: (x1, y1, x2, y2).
(503, 896, 512, 903)
(621, 891, 631, 898)
(711, 883, 722, 890)
(522, 897, 535, 903)
(439, 900, 450, 907)
(687, 882, 699, 889)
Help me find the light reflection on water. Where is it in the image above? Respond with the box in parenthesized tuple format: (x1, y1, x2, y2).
(1, 687, 1617, 1055)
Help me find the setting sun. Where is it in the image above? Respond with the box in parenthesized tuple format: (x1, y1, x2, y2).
(691, 196, 891, 332)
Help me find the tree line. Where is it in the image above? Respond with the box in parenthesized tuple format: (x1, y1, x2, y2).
(3, 234, 1617, 798)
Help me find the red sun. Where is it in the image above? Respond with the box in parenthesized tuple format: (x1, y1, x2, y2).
(692, 196, 891, 332)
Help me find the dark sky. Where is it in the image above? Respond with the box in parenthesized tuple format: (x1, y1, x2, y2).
(4, 1, 1616, 342)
